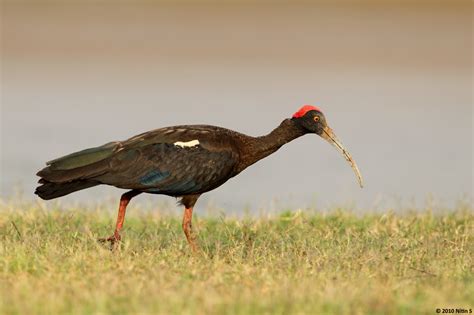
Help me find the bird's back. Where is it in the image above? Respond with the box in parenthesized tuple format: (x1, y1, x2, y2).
(36, 125, 246, 199)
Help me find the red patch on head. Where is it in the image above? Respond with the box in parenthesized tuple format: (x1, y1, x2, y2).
(292, 105, 322, 118)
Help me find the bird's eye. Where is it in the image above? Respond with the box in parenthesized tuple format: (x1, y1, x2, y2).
(314, 116, 320, 122)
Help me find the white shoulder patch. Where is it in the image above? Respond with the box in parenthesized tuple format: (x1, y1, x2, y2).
(174, 140, 200, 148)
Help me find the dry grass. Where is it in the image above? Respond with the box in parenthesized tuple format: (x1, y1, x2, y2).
(0, 201, 473, 315)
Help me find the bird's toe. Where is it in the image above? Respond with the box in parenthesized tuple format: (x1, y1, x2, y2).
(97, 233, 121, 249)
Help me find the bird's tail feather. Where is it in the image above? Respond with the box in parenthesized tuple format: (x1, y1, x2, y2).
(35, 180, 99, 200)
(35, 141, 119, 199)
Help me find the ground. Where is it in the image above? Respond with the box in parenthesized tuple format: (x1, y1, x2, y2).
(0, 201, 472, 315)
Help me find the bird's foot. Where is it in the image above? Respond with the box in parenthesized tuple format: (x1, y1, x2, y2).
(184, 235, 201, 255)
(98, 232, 121, 250)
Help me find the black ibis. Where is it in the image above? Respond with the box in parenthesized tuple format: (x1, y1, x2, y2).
(35, 105, 363, 251)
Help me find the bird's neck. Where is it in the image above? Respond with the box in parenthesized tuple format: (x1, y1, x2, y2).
(238, 119, 306, 171)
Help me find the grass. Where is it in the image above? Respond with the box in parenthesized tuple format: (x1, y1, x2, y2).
(0, 201, 473, 315)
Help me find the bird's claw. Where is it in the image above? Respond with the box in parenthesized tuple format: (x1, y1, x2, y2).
(97, 233, 121, 249)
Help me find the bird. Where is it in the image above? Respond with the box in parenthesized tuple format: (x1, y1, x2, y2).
(35, 105, 363, 251)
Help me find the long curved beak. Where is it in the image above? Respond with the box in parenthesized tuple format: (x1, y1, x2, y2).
(321, 126, 364, 188)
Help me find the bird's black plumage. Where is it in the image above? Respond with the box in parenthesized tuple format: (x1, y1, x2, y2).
(36, 125, 248, 199)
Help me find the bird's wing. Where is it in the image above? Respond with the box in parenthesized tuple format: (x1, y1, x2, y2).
(96, 126, 240, 195)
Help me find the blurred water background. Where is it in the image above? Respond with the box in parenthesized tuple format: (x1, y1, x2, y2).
(1, 1, 472, 213)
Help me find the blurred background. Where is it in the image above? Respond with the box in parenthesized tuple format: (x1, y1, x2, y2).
(1, 1, 472, 212)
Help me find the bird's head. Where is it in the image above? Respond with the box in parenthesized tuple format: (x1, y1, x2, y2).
(291, 105, 364, 188)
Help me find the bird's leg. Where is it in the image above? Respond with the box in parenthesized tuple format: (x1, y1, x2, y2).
(182, 206, 199, 252)
(99, 190, 141, 246)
